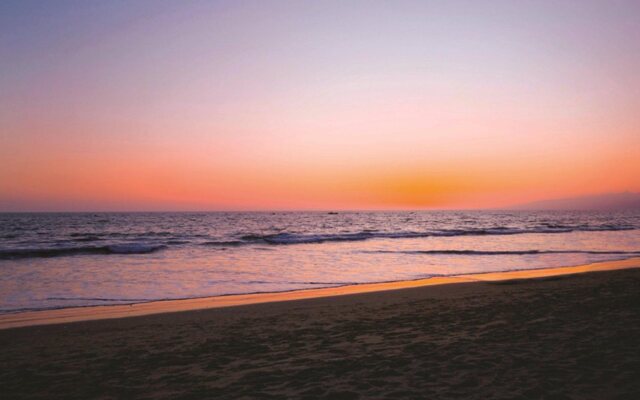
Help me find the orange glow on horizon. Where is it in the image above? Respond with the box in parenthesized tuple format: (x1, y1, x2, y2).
(2, 1, 640, 211)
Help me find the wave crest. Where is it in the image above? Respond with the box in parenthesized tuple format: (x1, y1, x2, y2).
(234, 225, 635, 245)
(0, 244, 166, 259)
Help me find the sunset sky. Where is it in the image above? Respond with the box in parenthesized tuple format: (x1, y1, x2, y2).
(1, 0, 639, 211)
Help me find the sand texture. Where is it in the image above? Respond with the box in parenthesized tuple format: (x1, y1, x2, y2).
(2, 265, 640, 399)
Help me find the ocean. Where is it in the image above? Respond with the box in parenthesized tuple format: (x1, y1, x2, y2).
(1, 211, 639, 313)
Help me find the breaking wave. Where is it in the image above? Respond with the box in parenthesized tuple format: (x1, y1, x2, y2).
(0, 244, 166, 260)
(233, 225, 635, 245)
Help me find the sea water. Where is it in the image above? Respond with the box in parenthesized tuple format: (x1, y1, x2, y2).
(1, 211, 639, 312)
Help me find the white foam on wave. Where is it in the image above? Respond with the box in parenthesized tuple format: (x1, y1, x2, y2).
(237, 225, 637, 245)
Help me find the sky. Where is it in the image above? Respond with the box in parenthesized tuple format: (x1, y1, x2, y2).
(1, 0, 639, 211)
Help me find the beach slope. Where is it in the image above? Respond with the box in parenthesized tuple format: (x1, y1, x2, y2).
(1, 259, 640, 399)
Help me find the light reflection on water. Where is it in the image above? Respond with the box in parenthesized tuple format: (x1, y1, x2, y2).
(1, 228, 639, 313)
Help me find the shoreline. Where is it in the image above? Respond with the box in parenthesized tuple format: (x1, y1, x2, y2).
(3, 261, 640, 398)
(1, 256, 639, 330)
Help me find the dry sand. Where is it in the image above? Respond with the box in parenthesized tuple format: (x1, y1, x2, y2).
(1, 258, 640, 399)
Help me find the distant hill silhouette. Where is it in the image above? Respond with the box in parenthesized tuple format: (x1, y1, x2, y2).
(510, 192, 640, 211)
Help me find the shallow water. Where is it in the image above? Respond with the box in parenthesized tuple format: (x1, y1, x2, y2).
(1, 211, 639, 312)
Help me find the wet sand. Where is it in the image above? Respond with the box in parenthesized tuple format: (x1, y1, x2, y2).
(2, 259, 640, 399)
(2, 257, 639, 330)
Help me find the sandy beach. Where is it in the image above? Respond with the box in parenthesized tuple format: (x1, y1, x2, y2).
(2, 258, 640, 399)
(4, 0, 640, 398)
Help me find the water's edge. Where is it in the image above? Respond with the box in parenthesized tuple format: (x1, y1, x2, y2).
(2, 256, 639, 329)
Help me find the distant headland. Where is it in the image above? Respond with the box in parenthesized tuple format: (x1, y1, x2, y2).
(510, 192, 640, 211)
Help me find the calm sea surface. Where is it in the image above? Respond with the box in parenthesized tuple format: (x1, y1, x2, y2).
(1, 211, 639, 313)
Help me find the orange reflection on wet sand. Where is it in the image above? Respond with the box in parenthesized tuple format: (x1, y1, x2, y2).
(1, 257, 638, 331)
